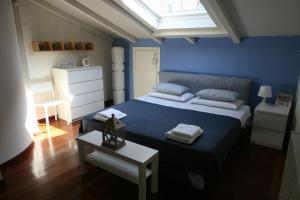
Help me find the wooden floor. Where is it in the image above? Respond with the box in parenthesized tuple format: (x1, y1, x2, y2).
(0, 119, 285, 200)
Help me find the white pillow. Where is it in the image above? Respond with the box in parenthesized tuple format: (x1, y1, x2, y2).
(152, 83, 189, 95)
(148, 92, 195, 102)
(191, 98, 244, 110)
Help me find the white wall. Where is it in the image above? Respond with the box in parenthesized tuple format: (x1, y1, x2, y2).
(19, 1, 113, 119)
(0, 0, 33, 165)
(294, 76, 300, 132)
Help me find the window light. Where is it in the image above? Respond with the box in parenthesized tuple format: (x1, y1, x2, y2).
(121, 0, 216, 30)
(141, 0, 207, 16)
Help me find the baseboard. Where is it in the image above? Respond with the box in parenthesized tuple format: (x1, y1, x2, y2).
(0, 141, 33, 183)
(37, 115, 56, 123)
(0, 141, 34, 168)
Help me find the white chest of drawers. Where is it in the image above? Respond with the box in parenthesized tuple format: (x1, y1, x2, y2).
(251, 103, 291, 150)
(52, 66, 104, 122)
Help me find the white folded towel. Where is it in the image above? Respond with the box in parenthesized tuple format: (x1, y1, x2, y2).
(166, 123, 203, 144)
(170, 123, 203, 139)
(93, 108, 127, 121)
(166, 130, 202, 144)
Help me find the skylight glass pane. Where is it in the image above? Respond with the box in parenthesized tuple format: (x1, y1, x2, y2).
(141, 0, 206, 16)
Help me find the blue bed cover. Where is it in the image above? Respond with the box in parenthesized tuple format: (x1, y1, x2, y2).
(82, 99, 241, 178)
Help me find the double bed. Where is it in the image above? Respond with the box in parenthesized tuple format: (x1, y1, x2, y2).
(81, 71, 252, 180)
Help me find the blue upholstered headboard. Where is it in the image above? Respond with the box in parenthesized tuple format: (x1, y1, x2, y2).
(159, 71, 252, 104)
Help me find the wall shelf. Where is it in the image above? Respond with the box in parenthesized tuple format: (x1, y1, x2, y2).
(32, 41, 94, 52)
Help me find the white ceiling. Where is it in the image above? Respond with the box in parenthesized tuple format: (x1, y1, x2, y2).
(36, 0, 300, 43)
(75, 0, 151, 38)
(223, 0, 300, 36)
(43, 0, 118, 38)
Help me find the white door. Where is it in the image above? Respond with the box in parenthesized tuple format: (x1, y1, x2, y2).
(133, 47, 160, 98)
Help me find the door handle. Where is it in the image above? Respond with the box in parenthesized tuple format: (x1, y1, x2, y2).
(152, 52, 158, 65)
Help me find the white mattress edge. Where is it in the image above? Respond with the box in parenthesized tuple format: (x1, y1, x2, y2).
(135, 95, 251, 127)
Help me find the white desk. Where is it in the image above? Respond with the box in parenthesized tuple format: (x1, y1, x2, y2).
(76, 130, 159, 200)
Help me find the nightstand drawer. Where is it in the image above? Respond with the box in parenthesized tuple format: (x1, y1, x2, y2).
(253, 111, 287, 132)
(251, 127, 284, 150)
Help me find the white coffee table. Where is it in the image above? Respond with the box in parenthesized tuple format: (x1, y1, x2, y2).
(76, 130, 159, 200)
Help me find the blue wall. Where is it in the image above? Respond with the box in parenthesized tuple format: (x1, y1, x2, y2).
(113, 36, 300, 108)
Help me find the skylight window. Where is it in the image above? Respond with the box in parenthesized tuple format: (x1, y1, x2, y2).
(120, 0, 216, 30)
(141, 0, 207, 16)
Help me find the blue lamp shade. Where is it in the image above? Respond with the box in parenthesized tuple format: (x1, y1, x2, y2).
(258, 85, 272, 98)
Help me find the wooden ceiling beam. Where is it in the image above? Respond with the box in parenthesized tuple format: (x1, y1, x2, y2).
(201, 0, 240, 43)
(65, 0, 137, 43)
(184, 37, 198, 44)
(152, 37, 164, 44)
(109, 0, 164, 44)
(153, 28, 227, 38)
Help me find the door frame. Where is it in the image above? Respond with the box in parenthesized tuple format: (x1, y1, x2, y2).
(132, 47, 160, 98)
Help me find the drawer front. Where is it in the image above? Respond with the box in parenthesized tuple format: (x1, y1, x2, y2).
(71, 101, 104, 120)
(253, 111, 287, 132)
(251, 127, 284, 150)
(69, 80, 103, 95)
(71, 90, 104, 108)
(68, 68, 103, 83)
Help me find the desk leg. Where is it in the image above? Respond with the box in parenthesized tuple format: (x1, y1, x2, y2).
(138, 165, 147, 200)
(77, 142, 86, 175)
(44, 106, 50, 133)
(64, 102, 70, 125)
(151, 154, 158, 194)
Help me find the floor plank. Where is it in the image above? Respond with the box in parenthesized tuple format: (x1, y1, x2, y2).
(0, 119, 285, 200)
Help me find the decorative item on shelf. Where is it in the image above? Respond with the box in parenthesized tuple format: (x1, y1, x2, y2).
(60, 62, 74, 69)
(276, 93, 293, 106)
(258, 85, 272, 105)
(101, 114, 126, 150)
(32, 41, 93, 52)
(52, 42, 63, 50)
(82, 58, 90, 67)
(74, 42, 83, 50)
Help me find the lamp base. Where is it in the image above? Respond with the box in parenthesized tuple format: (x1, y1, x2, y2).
(259, 98, 268, 106)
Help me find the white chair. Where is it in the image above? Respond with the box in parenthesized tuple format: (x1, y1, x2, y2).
(31, 81, 69, 132)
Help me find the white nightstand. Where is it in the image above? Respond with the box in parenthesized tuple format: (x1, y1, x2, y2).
(251, 103, 291, 150)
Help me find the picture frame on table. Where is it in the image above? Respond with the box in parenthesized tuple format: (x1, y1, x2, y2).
(276, 93, 293, 106)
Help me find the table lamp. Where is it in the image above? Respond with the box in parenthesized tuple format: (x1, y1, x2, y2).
(258, 85, 272, 105)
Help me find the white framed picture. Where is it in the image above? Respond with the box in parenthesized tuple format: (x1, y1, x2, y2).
(276, 93, 293, 106)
